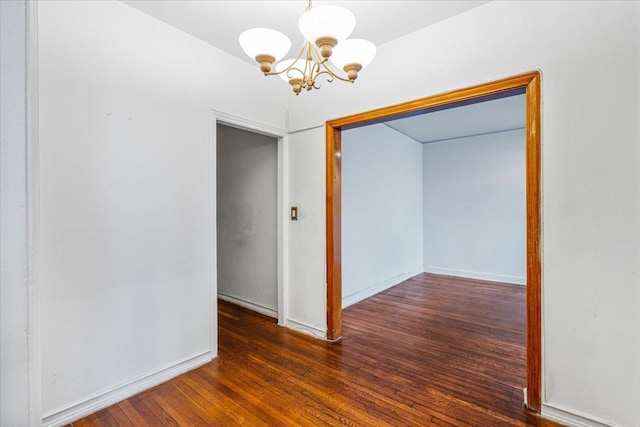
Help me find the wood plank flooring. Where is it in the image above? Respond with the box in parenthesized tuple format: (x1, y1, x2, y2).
(69, 273, 562, 426)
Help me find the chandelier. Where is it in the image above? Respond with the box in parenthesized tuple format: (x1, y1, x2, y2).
(239, 0, 376, 95)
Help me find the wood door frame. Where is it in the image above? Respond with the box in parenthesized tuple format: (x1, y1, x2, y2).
(325, 71, 542, 411)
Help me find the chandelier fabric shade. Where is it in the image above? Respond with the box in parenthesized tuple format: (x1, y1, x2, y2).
(238, 0, 376, 95)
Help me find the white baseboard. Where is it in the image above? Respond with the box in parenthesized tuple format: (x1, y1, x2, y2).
(424, 266, 525, 285)
(542, 403, 620, 427)
(42, 351, 213, 427)
(218, 292, 278, 318)
(284, 318, 326, 340)
(342, 269, 423, 308)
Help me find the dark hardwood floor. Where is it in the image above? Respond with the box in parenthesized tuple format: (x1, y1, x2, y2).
(69, 273, 562, 426)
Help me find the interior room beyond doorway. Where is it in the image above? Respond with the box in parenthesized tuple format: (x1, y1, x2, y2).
(216, 124, 279, 319)
(341, 94, 526, 308)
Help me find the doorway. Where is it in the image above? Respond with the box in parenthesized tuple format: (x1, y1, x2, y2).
(325, 72, 542, 411)
(341, 94, 526, 307)
(214, 116, 287, 327)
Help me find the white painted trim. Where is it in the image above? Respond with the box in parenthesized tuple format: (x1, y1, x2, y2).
(212, 110, 286, 138)
(209, 113, 218, 357)
(41, 351, 213, 427)
(342, 269, 423, 308)
(212, 112, 288, 330)
(284, 318, 327, 340)
(424, 266, 525, 285)
(541, 403, 620, 427)
(277, 135, 284, 323)
(26, 0, 42, 425)
(278, 134, 290, 326)
(218, 292, 278, 319)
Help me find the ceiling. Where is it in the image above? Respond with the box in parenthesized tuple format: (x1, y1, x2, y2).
(384, 93, 525, 144)
(121, 1, 490, 65)
(118, 0, 516, 140)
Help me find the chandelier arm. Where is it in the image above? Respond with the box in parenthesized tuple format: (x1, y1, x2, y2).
(309, 64, 324, 90)
(265, 68, 298, 77)
(308, 43, 326, 64)
(301, 43, 317, 89)
(303, 51, 312, 79)
(263, 42, 308, 77)
(282, 66, 308, 80)
(311, 60, 327, 89)
(308, 44, 352, 82)
(310, 60, 322, 83)
(317, 62, 352, 82)
(314, 68, 336, 82)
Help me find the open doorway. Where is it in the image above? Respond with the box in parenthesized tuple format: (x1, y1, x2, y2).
(216, 123, 278, 317)
(325, 72, 541, 411)
(214, 117, 286, 327)
(341, 94, 526, 307)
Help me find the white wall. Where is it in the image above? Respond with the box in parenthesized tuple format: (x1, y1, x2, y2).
(217, 124, 278, 314)
(37, 1, 287, 424)
(284, 1, 640, 426)
(286, 127, 327, 337)
(341, 122, 523, 307)
(342, 124, 423, 307)
(20, 0, 640, 425)
(423, 129, 526, 285)
(1, 1, 38, 425)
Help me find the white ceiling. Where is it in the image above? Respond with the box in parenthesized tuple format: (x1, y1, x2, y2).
(118, 0, 517, 141)
(121, 0, 490, 65)
(384, 93, 526, 144)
